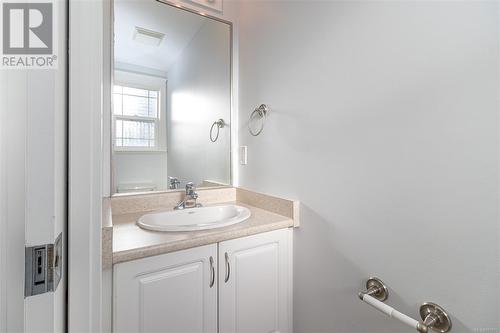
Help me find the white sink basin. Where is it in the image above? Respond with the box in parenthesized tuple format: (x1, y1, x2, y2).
(137, 205, 251, 232)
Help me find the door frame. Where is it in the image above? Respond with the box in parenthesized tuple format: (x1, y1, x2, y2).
(68, 0, 108, 331)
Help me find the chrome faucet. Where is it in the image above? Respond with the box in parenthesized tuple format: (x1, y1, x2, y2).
(168, 176, 181, 190)
(174, 182, 202, 210)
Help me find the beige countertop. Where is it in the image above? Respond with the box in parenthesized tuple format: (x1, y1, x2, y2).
(112, 201, 294, 264)
(102, 198, 113, 269)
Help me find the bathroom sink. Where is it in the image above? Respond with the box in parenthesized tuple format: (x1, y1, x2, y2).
(137, 205, 251, 232)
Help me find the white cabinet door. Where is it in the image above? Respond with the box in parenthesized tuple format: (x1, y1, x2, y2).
(113, 244, 218, 333)
(218, 229, 293, 333)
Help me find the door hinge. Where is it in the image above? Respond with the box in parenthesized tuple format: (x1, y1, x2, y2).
(25, 233, 63, 297)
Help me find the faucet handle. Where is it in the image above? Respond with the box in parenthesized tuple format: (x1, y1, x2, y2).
(168, 176, 180, 189)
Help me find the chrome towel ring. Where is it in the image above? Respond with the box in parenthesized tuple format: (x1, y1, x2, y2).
(210, 119, 225, 142)
(248, 104, 269, 136)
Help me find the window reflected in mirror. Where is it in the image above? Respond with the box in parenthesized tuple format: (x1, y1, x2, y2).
(113, 85, 160, 149)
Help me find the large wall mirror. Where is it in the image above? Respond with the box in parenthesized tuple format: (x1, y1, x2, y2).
(112, 0, 231, 194)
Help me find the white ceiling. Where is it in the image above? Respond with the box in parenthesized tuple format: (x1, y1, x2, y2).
(114, 0, 207, 74)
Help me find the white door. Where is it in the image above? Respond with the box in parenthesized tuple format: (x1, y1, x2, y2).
(0, 0, 67, 332)
(113, 244, 218, 333)
(218, 229, 293, 333)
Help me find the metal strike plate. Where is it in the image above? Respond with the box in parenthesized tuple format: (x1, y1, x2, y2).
(25, 233, 63, 297)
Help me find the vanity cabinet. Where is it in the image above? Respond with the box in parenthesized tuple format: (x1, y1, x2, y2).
(113, 229, 292, 333)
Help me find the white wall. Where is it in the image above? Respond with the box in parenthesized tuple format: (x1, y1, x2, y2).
(237, 1, 499, 332)
(167, 19, 231, 187)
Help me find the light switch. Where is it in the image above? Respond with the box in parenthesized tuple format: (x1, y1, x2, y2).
(240, 146, 248, 165)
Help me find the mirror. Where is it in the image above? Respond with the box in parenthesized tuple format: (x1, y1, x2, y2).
(112, 0, 231, 194)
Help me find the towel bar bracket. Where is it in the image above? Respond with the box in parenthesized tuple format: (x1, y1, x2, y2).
(358, 276, 389, 301)
(420, 303, 452, 333)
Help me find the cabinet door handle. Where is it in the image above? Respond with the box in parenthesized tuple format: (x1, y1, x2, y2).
(209, 256, 215, 288)
(224, 252, 230, 283)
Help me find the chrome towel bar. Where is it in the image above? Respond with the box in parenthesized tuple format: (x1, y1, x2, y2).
(358, 277, 452, 333)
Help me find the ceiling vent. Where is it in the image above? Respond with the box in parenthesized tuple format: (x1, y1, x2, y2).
(133, 26, 165, 46)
